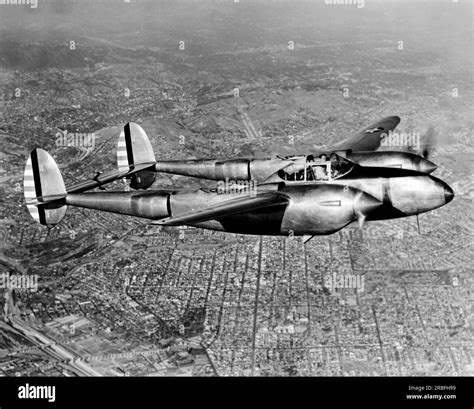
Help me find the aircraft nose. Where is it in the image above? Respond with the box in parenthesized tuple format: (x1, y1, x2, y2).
(444, 184, 454, 204)
(419, 158, 438, 174)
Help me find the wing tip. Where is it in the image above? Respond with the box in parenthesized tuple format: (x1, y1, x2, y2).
(384, 115, 401, 124)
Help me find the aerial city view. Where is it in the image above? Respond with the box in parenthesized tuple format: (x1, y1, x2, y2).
(0, 0, 472, 379)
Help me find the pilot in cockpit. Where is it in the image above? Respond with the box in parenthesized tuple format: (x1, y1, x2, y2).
(314, 165, 327, 180)
(307, 154, 329, 180)
(330, 153, 339, 178)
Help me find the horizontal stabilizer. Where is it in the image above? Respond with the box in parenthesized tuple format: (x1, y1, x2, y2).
(66, 163, 155, 194)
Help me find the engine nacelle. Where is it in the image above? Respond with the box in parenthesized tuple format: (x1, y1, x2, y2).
(347, 151, 437, 173)
(280, 184, 381, 235)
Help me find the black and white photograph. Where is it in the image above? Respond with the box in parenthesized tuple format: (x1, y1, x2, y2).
(0, 0, 472, 408)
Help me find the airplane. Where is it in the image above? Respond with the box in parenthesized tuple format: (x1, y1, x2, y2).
(23, 116, 454, 242)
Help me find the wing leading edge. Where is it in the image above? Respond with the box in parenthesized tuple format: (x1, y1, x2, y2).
(329, 116, 401, 152)
(154, 192, 289, 226)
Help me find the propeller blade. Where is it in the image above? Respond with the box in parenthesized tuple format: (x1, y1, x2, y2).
(420, 125, 437, 159)
(353, 191, 383, 231)
(422, 146, 431, 159)
(357, 213, 366, 230)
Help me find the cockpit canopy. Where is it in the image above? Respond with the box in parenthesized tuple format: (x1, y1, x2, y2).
(278, 153, 355, 182)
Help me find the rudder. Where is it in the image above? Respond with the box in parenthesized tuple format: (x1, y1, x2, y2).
(23, 148, 67, 227)
(117, 122, 156, 189)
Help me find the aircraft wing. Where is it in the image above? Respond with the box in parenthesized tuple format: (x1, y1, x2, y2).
(66, 162, 156, 193)
(154, 192, 289, 226)
(328, 116, 401, 152)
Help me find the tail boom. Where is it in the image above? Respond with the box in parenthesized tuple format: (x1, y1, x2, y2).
(65, 191, 171, 219)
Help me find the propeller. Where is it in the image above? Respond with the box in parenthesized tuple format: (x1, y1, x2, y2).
(420, 125, 437, 160)
(357, 213, 366, 230)
(421, 145, 432, 160)
(353, 191, 383, 232)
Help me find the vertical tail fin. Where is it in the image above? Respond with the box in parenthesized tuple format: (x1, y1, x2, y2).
(23, 148, 67, 227)
(117, 122, 156, 189)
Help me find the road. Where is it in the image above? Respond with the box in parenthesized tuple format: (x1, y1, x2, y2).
(7, 317, 102, 376)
